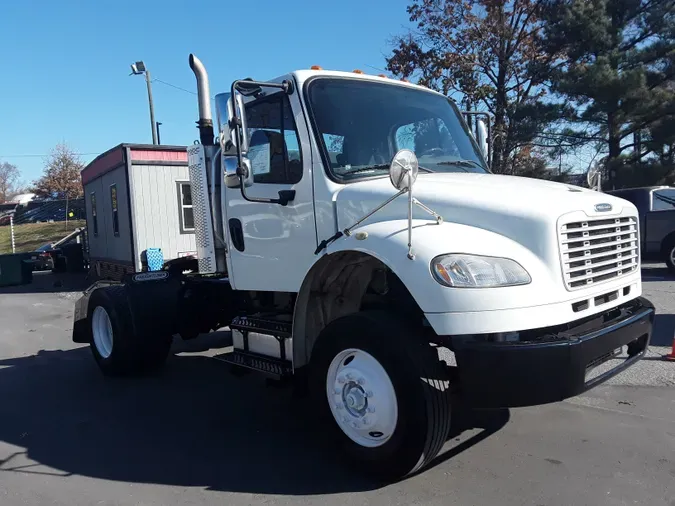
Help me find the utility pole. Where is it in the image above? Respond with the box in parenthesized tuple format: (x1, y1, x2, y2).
(130, 61, 158, 145)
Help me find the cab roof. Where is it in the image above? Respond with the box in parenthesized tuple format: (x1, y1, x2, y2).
(284, 69, 446, 98)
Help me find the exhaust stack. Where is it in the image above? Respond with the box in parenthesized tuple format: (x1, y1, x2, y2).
(189, 54, 215, 146)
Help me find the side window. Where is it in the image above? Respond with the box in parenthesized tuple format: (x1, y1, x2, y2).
(110, 184, 119, 237)
(177, 182, 195, 234)
(245, 93, 303, 184)
(651, 189, 675, 211)
(90, 192, 98, 237)
(395, 117, 460, 157)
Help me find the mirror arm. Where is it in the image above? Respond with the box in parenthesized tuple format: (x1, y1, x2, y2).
(236, 168, 296, 206)
(315, 188, 407, 255)
(233, 79, 294, 96)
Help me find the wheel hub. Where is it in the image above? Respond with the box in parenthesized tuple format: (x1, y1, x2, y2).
(326, 349, 398, 448)
(91, 306, 114, 359)
(343, 383, 367, 417)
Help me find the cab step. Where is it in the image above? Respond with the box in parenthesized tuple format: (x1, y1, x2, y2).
(214, 350, 293, 379)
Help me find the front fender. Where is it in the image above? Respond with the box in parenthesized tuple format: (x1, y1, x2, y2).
(321, 219, 552, 314)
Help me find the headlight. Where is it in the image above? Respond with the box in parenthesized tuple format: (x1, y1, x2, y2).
(431, 254, 531, 288)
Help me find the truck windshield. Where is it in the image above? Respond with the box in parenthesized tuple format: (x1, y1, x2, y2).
(305, 77, 489, 182)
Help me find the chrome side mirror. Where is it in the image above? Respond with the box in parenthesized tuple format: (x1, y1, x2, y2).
(224, 155, 253, 188)
(476, 118, 489, 161)
(235, 93, 249, 155)
(389, 149, 419, 191)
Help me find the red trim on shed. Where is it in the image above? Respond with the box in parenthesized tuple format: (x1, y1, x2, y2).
(81, 147, 125, 185)
(130, 149, 188, 163)
(80, 143, 189, 187)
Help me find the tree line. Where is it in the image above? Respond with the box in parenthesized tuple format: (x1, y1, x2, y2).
(0, 143, 85, 203)
(386, 0, 675, 188)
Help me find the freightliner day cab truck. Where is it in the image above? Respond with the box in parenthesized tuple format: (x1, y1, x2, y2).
(72, 54, 656, 481)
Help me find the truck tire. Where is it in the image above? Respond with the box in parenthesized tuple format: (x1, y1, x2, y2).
(309, 310, 452, 482)
(88, 286, 172, 376)
(663, 237, 675, 274)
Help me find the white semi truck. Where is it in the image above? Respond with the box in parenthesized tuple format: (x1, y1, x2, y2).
(72, 54, 655, 481)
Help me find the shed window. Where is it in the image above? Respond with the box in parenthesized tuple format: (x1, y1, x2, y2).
(110, 184, 119, 237)
(91, 192, 98, 237)
(177, 182, 194, 234)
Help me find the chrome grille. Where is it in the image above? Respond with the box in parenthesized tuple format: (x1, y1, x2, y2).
(559, 216, 639, 290)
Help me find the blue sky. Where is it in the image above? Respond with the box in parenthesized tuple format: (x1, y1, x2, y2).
(0, 0, 413, 184)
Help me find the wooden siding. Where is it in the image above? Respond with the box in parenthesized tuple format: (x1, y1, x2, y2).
(83, 164, 133, 263)
(128, 164, 197, 271)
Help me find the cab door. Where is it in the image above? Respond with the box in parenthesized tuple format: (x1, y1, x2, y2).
(224, 80, 317, 292)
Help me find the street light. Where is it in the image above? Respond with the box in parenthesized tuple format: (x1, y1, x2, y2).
(130, 60, 158, 145)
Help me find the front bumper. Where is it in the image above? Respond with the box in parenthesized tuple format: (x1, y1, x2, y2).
(451, 296, 655, 408)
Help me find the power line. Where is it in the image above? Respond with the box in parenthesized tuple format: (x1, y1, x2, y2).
(152, 78, 197, 96)
(0, 152, 100, 158)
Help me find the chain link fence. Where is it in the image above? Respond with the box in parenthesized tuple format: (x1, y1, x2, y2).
(0, 198, 86, 255)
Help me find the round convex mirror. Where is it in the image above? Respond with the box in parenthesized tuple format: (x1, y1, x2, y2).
(389, 149, 419, 191)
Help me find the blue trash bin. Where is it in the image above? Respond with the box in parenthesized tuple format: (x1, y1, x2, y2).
(145, 248, 163, 272)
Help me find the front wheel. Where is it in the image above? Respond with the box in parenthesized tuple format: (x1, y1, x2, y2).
(309, 311, 452, 482)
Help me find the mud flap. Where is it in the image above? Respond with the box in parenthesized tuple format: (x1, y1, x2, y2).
(71, 272, 182, 344)
(123, 271, 182, 339)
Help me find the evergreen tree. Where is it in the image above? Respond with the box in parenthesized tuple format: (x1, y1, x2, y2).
(542, 0, 675, 188)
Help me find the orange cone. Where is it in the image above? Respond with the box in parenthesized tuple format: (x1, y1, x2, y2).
(666, 332, 675, 361)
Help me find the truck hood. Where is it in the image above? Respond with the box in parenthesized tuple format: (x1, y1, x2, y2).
(334, 172, 636, 261)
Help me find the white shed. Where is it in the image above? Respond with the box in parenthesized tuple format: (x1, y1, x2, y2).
(81, 143, 197, 280)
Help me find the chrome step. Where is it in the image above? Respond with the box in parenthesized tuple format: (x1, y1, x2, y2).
(213, 350, 292, 378)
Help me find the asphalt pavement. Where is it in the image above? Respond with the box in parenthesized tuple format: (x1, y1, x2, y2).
(0, 268, 673, 506)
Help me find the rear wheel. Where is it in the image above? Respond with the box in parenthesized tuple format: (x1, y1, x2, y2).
(88, 286, 172, 376)
(309, 310, 452, 482)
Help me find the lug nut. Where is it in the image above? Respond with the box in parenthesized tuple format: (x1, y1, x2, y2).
(367, 407, 375, 413)
(351, 421, 359, 428)
(346, 373, 354, 380)
(362, 417, 369, 424)
(357, 377, 365, 385)
(334, 388, 341, 395)
(337, 376, 346, 384)
(366, 391, 374, 398)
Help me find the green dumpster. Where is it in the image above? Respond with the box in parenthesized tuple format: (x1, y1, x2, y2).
(0, 253, 32, 287)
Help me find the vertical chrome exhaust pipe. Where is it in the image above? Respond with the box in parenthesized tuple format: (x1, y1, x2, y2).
(189, 54, 214, 146)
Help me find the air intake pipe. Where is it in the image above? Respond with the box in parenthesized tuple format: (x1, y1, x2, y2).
(189, 54, 214, 146)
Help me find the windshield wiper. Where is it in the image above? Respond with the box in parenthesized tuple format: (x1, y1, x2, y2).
(436, 159, 485, 172)
(345, 164, 434, 176)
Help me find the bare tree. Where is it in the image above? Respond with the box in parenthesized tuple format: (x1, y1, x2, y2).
(32, 143, 84, 200)
(0, 162, 22, 203)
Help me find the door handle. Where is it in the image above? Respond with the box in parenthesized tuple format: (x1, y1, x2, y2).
(228, 218, 245, 252)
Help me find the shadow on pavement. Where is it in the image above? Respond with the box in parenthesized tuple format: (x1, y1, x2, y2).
(641, 264, 673, 281)
(651, 313, 675, 347)
(0, 344, 508, 495)
(0, 271, 90, 295)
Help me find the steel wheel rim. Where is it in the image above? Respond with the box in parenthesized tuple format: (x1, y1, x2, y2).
(325, 348, 398, 448)
(670, 245, 675, 266)
(92, 306, 114, 359)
